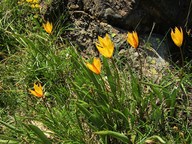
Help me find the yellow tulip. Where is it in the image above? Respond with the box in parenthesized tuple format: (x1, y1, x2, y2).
(126, 31, 139, 48)
(43, 21, 53, 34)
(171, 27, 183, 47)
(86, 57, 101, 74)
(28, 83, 43, 97)
(95, 34, 114, 58)
(30, 4, 35, 8)
(34, 4, 40, 8)
(33, 0, 39, 3)
(26, 0, 32, 2)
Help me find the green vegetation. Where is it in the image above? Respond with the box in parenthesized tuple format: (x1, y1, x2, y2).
(0, 0, 192, 143)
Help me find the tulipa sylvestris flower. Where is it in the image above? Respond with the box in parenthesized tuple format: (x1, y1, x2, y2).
(28, 83, 43, 97)
(43, 21, 53, 34)
(31, 4, 40, 8)
(171, 27, 183, 47)
(95, 34, 114, 58)
(86, 57, 101, 74)
(26, 0, 32, 2)
(33, 0, 39, 3)
(126, 31, 139, 48)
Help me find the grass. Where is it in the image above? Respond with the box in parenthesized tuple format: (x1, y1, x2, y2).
(0, 0, 192, 143)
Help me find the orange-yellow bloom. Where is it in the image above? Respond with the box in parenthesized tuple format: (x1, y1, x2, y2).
(33, 0, 39, 3)
(43, 21, 53, 34)
(26, 0, 32, 2)
(171, 27, 183, 47)
(34, 4, 40, 8)
(95, 34, 114, 58)
(28, 83, 43, 97)
(30, 4, 35, 8)
(126, 31, 139, 48)
(86, 57, 101, 74)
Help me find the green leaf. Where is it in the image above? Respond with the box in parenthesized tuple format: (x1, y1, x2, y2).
(151, 86, 163, 102)
(0, 134, 21, 143)
(0, 140, 19, 144)
(113, 109, 129, 127)
(0, 120, 23, 133)
(76, 103, 102, 129)
(146, 135, 166, 143)
(170, 87, 178, 116)
(71, 46, 102, 91)
(152, 108, 161, 128)
(162, 88, 171, 107)
(103, 56, 116, 96)
(139, 81, 163, 88)
(28, 124, 52, 144)
(127, 65, 142, 100)
(94, 130, 131, 143)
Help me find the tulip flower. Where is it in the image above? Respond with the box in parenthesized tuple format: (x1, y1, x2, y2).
(95, 34, 114, 58)
(33, 0, 39, 3)
(126, 31, 142, 80)
(43, 21, 53, 34)
(26, 0, 32, 2)
(31, 4, 40, 8)
(28, 83, 43, 97)
(171, 27, 183, 47)
(86, 57, 101, 74)
(171, 27, 184, 86)
(126, 31, 139, 48)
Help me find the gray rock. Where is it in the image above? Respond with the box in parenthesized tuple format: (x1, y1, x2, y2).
(44, 0, 192, 70)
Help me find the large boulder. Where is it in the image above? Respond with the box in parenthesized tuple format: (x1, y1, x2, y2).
(63, 0, 191, 50)
(44, 0, 192, 65)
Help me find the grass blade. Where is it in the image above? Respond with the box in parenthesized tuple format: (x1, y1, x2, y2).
(94, 130, 131, 143)
(28, 124, 52, 144)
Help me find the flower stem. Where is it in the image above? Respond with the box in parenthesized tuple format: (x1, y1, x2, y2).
(110, 57, 122, 100)
(43, 97, 51, 114)
(99, 74, 107, 91)
(111, 57, 121, 87)
(99, 74, 109, 101)
(179, 46, 184, 83)
(136, 48, 143, 81)
(110, 57, 121, 88)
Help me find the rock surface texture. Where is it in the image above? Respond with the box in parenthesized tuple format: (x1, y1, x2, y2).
(62, 0, 191, 51)
(45, 0, 192, 71)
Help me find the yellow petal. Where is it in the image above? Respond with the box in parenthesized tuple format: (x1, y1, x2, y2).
(93, 57, 101, 74)
(179, 27, 183, 45)
(39, 83, 42, 90)
(105, 33, 110, 45)
(127, 31, 139, 48)
(47, 21, 50, 27)
(127, 32, 134, 47)
(43, 21, 52, 34)
(171, 32, 180, 47)
(43, 23, 47, 32)
(34, 83, 43, 97)
(175, 27, 180, 35)
(171, 27, 183, 47)
(35, 4, 40, 8)
(96, 34, 114, 58)
(105, 34, 114, 55)
(96, 43, 110, 58)
(98, 36, 107, 48)
(37, 83, 43, 96)
(133, 31, 139, 47)
(28, 89, 39, 97)
(87, 62, 100, 74)
(33, 83, 38, 90)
